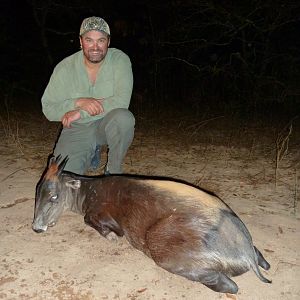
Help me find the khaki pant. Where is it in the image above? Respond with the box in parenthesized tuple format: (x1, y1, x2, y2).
(53, 108, 135, 174)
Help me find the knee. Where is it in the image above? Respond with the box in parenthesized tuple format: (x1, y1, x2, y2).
(109, 108, 135, 130)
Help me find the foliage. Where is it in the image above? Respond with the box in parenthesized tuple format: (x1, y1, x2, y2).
(141, 0, 300, 112)
(1, 0, 299, 114)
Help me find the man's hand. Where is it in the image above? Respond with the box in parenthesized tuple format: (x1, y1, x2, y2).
(61, 110, 81, 128)
(75, 98, 104, 116)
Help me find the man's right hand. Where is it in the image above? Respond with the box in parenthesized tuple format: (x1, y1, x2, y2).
(75, 98, 104, 116)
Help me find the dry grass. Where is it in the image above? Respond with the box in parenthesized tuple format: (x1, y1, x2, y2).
(0, 106, 61, 166)
(275, 122, 293, 187)
(0, 106, 25, 155)
(1, 104, 299, 202)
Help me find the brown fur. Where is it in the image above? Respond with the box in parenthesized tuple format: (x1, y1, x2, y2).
(44, 163, 59, 181)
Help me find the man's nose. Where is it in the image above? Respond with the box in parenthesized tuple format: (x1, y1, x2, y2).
(92, 42, 99, 50)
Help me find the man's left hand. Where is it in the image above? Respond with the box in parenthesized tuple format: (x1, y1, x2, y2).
(61, 110, 81, 128)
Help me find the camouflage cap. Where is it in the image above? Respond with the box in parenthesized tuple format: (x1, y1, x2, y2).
(79, 16, 110, 36)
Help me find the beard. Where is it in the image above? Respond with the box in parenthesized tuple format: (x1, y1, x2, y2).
(84, 49, 106, 64)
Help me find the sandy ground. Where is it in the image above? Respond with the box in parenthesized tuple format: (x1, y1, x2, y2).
(0, 111, 299, 300)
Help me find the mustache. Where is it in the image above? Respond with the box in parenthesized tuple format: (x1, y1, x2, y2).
(88, 48, 102, 52)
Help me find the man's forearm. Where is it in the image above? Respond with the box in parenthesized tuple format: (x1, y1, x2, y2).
(42, 97, 78, 122)
(75, 97, 104, 116)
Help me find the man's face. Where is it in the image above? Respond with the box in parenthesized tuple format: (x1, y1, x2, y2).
(80, 30, 110, 64)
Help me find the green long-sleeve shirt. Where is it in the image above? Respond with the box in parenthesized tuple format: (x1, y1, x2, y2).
(42, 48, 133, 123)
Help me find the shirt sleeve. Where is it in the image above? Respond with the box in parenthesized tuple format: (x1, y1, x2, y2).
(101, 53, 133, 114)
(41, 66, 77, 122)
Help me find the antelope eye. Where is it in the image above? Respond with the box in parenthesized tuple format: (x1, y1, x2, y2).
(50, 194, 58, 203)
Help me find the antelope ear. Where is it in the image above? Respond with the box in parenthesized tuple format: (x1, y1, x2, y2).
(65, 179, 81, 189)
(57, 156, 69, 175)
(48, 155, 57, 167)
(48, 154, 63, 168)
(55, 154, 62, 164)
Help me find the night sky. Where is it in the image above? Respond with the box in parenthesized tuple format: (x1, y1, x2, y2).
(1, 0, 299, 116)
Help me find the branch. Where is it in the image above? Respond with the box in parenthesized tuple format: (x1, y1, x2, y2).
(158, 56, 204, 72)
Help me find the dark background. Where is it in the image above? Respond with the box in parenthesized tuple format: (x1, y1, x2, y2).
(1, 0, 300, 120)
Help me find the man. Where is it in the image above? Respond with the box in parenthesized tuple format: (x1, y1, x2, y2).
(42, 16, 135, 175)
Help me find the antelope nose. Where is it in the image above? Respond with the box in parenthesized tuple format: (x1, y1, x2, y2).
(32, 227, 45, 233)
